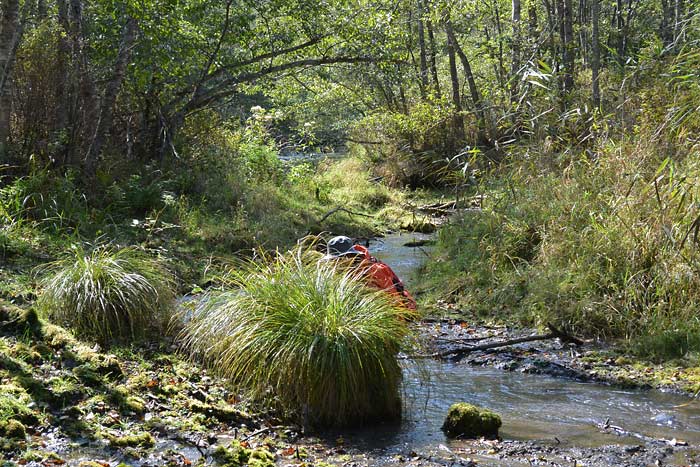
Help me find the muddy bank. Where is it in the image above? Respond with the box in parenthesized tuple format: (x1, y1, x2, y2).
(420, 315, 700, 396)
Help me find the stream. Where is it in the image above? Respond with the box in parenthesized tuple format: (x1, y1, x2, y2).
(350, 232, 700, 465)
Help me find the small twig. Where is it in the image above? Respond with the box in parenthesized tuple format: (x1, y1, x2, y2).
(242, 426, 275, 441)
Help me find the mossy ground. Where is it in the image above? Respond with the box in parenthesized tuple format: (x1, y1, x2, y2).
(0, 301, 352, 466)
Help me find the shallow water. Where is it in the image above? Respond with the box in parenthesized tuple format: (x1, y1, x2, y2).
(344, 361, 700, 454)
(355, 232, 700, 455)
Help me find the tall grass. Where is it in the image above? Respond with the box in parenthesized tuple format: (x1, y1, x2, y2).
(37, 245, 176, 344)
(180, 244, 417, 427)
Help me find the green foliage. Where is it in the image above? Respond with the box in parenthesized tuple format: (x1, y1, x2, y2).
(180, 243, 416, 427)
(37, 245, 176, 344)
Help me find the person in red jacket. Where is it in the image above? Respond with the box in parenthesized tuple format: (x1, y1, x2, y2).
(326, 235, 417, 310)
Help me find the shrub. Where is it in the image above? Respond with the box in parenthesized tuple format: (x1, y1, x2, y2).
(180, 244, 416, 427)
(37, 245, 176, 344)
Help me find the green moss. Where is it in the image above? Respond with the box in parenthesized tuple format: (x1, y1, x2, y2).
(105, 431, 155, 448)
(189, 400, 251, 424)
(441, 403, 501, 438)
(0, 420, 26, 439)
(248, 448, 275, 467)
(110, 385, 146, 414)
(213, 442, 249, 466)
(74, 365, 106, 387)
(213, 441, 275, 467)
(0, 384, 38, 425)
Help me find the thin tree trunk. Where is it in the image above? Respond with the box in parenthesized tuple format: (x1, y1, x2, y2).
(591, 0, 601, 109)
(511, 0, 522, 102)
(559, 0, 574, 100)
(444, 18, 465, 144)
(528, 0, 538, 43)
(37, 0, 47, 19)
(69, 0, 98, 159)
(660, 0, 672, 46)
(0, 0, 20, 161)
(426, 15, 441, 97)
(446, 20, 488, 144)
(416, 0, 429, 99)
(615, 0, 624, 66)
(55, 0, 72, 165)
(673, 0, 684, 44)
(542, 0, 557, 63)
(492, 0, 506, 92)
(85, 17, 138, 176)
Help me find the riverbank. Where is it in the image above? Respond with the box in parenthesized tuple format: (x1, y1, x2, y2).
(420, 315, 700, 396)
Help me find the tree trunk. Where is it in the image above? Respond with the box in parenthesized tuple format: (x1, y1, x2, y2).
(69, 0, 98, 159)
(446, 19, 488, 144)
(416, 0, 429, 99)
(426, 15, 441, 97)
(444, 18, 465, 144)
(559, 0, 574, 100)
(528, 0, 538, 43)
(492, 0, 506, 92)
(85, 17, 138, 177)
(0, 0, 20, 162)
(591, 0, 601, 109)
(510, 0, 522, 102)
(660, 0, 672, 46)
(615, 0, 624, 66)
(673, 0, 684, 45)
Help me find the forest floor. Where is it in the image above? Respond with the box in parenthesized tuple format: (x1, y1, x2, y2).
(3, 301, 700, 467)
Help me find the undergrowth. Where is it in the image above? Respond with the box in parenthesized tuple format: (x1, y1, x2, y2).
(421, 50, 700, 362)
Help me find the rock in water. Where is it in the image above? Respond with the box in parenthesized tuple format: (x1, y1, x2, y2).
(441, 403, 502, 438)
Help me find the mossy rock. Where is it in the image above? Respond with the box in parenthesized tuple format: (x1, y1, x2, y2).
(0, 420, 26, 439)
(0, 304, 42, 339)
(213, 441, 275, 467)
(189, 400, 252, 424)
(441, 403, 501, 438)
(105, 431, 155, 448)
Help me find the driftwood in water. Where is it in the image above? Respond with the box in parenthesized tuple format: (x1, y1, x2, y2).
(319, 206, 375, 223)
(410, 323, 583, 359)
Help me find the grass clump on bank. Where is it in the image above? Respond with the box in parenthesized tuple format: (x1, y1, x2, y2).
(36, 245, 176, 344)
(181, 243, 417, 427)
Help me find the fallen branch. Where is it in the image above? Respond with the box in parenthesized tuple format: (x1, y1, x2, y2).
(407, 323, 583, 359)
(319, 206, 375, 223)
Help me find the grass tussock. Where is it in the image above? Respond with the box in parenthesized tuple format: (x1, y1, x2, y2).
(180, 243, 417, 427)
(37, 245, 176, 344)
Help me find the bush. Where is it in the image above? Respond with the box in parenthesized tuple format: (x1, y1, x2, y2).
(37, 245, 176, 344)
(180, 243, 416, 427)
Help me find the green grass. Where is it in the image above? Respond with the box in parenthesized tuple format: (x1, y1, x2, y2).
(180, 242, 417, 427)
(36, 245, 176, 344)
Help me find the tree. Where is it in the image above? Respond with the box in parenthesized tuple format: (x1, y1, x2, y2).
(0, 0, 20, 161)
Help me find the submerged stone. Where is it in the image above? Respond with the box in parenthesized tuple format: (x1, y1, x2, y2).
(441, 402, 501, 438)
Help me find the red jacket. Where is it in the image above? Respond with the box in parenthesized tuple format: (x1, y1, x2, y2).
(352, 245, 417, 310)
